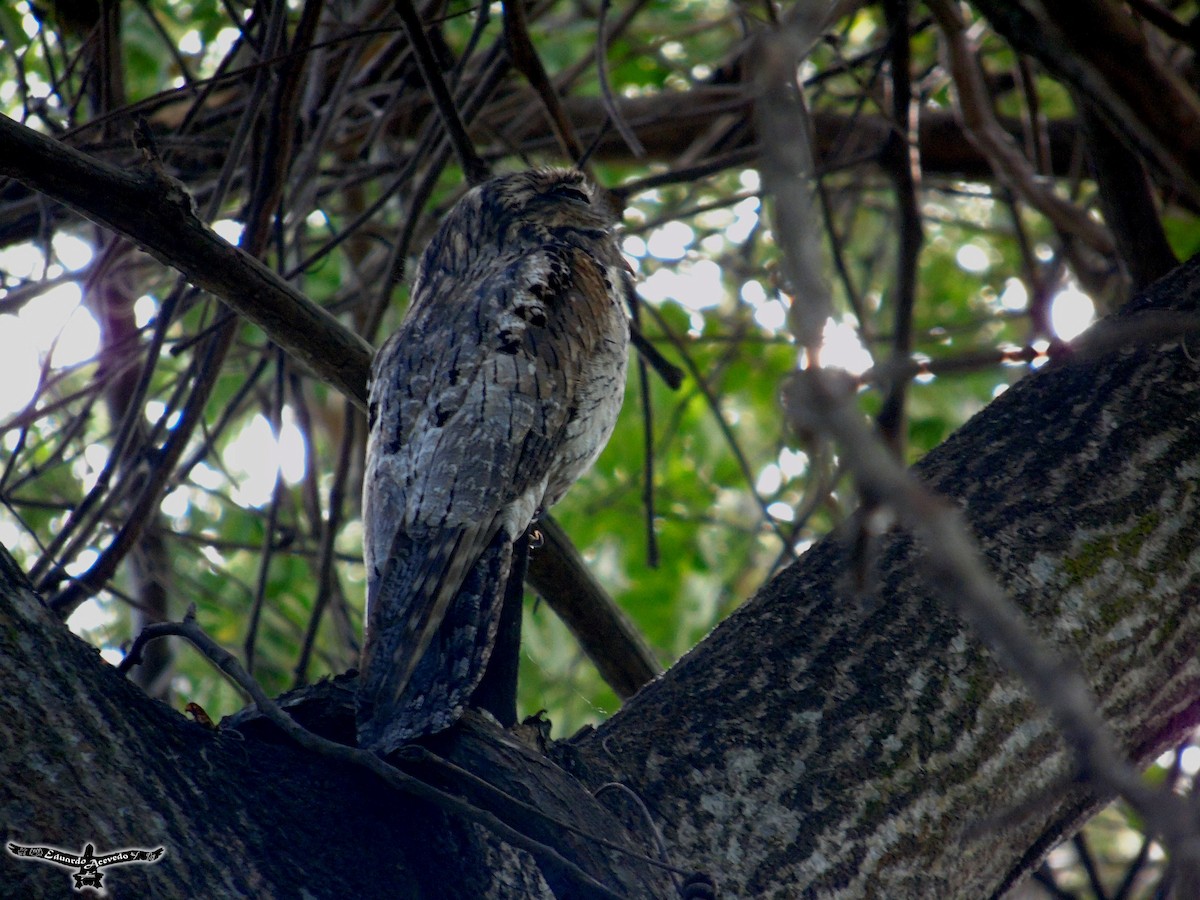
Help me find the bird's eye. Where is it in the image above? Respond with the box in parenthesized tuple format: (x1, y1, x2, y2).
(548, 184, 590, 205)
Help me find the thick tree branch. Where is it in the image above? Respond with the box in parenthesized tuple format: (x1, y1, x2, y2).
(568, 253, 1200, 896)
(0, 113, 375, 408)
(0, 561, 674, 897)
(526, 518, 662, 699)
(1076, 95, 1178, 290)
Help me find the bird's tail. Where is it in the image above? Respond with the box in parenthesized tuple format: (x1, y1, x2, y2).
(356, 525, 511, 752)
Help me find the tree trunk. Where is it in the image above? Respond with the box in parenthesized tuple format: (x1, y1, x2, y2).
(6, 256, 1200, 897)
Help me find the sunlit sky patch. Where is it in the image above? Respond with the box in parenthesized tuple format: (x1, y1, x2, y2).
(998, 277, 1028, 312)
(819, 318, 874, 375)
(0, 240, 103, 416)
(767, 501, 794, 521)
(955, 243, 991, 274)
(1049, 285, 1095, 341)
(203, 27, 243, 75)
(67, 597, 111, 633)
(740, 279, 789, 333)
(45, 285, 101, 367)
(223, 409, 308, 508)
(726, 196, 760, 244)
(161, 484, 191, 519)
(755, 448, 809, 505)
(646, 221, 695, 259)
(77, 443, 110, 492)
(779, 448, 808, 479)
(623, 235, 647, 259)
(144, 399, 182, 431)
(0, 242, 44, 279)
(51, 232, 94, 271)
(0, 316, 43, 417)
(1161, 745, 1200, 777)
(756, 463, 782, 495)
(179, 30, 203, 56)
(639, 259, 726, 331)
(135, 295, 158, 328)
(1030, 339, 1051, 368)
(66, 594, 120, 644)
(212, 219, 245, 245)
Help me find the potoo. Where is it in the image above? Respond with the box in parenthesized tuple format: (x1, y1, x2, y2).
(358, 169, 631, 753)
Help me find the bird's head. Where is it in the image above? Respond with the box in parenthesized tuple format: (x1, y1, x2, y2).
(487, 167, 618, 235)
(414, 169, 621, 283)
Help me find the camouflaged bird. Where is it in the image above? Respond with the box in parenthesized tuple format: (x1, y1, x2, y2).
(357, 169, 631, 753)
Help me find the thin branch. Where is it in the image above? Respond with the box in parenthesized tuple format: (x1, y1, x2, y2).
(294, 403, 357, 687)
(246, 351, 288, 674)
(628, 325, 684, 390)
(875, 0, 923, 457)
(49, 319, 238, 616)
(502, 0, 587, 167)
(928, 0, 1116, 256)
(0, 113, 376, 408)
(639, 300, 795, 552)
(393, 0, 489, 184)
(595, 0, 645, 159)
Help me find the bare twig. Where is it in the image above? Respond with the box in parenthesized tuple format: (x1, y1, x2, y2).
(246, 351, 288, 674)
(294, 404, 357, 687)
(502, 0, 587, 167)
(596, 0, 645, 159)
(928, 0, 1116, 256)
(639, 300, 795, 552)
(393, 0, 489, 184)
(875, 0, 923, 457)
(628, 324, 684, 390)
(752, 25, 833, 355)
(49, 319, 238, 616)
(0, 113, 376, 408)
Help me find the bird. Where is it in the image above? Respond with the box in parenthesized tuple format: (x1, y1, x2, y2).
(357, 168, 631, 753)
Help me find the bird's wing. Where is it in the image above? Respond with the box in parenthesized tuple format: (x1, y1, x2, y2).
(359, 248, 590, 749)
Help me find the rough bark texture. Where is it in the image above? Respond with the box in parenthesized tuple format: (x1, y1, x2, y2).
(4, 257, 1200, 896)
(567, 256, 1200, 896)
(0, 559, 670, 898)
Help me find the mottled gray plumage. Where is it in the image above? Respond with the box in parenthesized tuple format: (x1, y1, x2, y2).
(358, 169, 631, 752)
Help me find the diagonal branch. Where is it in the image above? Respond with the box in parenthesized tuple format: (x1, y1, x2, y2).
(971, 0, 1200, 205)
(928, 0, 1116, 257)
(0, 113, 375, 408)
(393, 0, 489, 184)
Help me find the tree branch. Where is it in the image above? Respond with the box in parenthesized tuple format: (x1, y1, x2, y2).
(0, 113, 375, 408)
